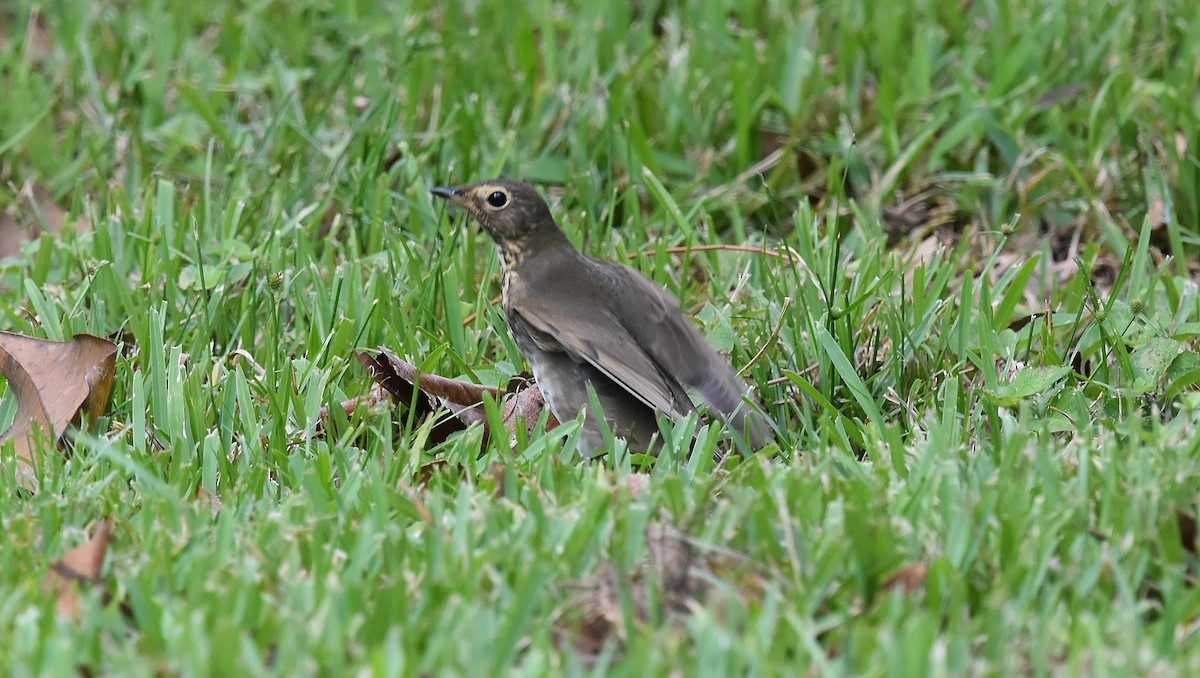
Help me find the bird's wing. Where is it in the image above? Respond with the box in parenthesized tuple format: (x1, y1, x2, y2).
(510, 297, 696, 419)
(598, 262, 773, 448)
(512, 256, 772, 448)
(603, 262, 752, 416)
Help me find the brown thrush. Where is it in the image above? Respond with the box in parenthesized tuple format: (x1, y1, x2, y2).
(432, 179, 771, 453)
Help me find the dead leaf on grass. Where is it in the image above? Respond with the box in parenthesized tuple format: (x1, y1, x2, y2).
(44, 521, 111, 620)
(356, 347, 558, 450)
(0, 332, 118, 492)
(882, 562, 929, 594)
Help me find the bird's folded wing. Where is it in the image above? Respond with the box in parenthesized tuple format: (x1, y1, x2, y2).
(607, 264, 752, 418)
(511, 299, 695, 419)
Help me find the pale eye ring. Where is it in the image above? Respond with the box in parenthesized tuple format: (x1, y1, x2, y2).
(486, 191, 508, 208)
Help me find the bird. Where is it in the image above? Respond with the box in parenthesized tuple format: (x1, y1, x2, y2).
(431, 179, 772, 454)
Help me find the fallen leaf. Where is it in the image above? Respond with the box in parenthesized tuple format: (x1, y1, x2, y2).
(375, 347, 500, 415)
(0, 332, 118, 491)
(882, 562, 928, 593)
(356, 347, 557, 450)
(355, 349, 475, 445)
(501, 375, 559, 439)
(44, 521, 111, 620)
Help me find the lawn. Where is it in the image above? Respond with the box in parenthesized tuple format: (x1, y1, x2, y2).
(2, 0, 1200, 674)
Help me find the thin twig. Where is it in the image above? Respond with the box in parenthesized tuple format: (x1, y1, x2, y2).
(741, 296, 791, 376)
(700, 147, 787, 201)
(462, 294, 503, 326)
(767, 362, 819, 386)
(638, 243, 802, 261)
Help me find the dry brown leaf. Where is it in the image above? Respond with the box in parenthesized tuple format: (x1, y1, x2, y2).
(357, 347, 557, 450)
(355, 349, 475, 444)
(501, 378, 559, 439)
(378, 347, 501, 412)
(0, 332, 118, 491)
(882, 562, 929, 594)
(44, 521, 111, 620)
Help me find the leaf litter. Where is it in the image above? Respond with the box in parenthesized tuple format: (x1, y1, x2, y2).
(0, 332, 117, 492)
(43, 521, 112, 621)
(355, 347, 558, 451)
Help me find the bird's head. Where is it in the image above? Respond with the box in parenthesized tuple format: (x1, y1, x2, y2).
(431, 179, 556, 245)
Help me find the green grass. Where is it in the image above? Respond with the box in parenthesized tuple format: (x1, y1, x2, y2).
(2, 0, 1200, 674)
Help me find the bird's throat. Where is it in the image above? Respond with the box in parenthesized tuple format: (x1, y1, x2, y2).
(496, 241, 523, 300)
(493, 226, 571, 302)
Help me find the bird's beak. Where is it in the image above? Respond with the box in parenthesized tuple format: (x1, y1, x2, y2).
(430, 186, 468, 208)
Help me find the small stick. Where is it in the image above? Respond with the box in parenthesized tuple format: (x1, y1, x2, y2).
(462, 294, 503, 326)
(640, 243, 802, 261)
(741, 296, 791, 376)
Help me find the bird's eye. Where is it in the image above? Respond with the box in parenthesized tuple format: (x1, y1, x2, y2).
(486, 191, 508, 208)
